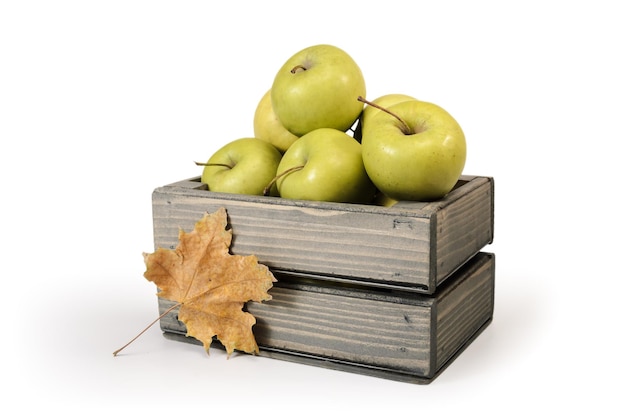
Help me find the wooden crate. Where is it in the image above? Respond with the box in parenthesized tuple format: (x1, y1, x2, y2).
(151, 175, 494, 294)
(159, 251, 495, 384)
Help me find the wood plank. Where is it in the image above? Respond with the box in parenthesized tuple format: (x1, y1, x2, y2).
(158, 252, 495, 384)
(151, 175, 493, 293)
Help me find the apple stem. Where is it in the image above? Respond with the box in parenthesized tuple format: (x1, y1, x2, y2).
(357, 96, 411, 135)
(194, 161, 233, 169)
(290, 64, 307, 74)
(113, 302, 182, 357)
(263, 165, 304, 196)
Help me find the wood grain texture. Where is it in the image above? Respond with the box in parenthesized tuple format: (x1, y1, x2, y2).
(151, 175, 494, 293)
(158, 252, 495, 384)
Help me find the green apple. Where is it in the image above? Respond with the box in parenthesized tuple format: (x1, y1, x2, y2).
(275, 128, 376, 203)
(253, 89, 300, 153)
(361, 99, 466, 201)
(354, 93, 418, 141)
(271, 44, 366, 136)
(199, 138, 283, 196)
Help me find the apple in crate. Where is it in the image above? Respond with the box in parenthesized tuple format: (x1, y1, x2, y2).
(199, 138, 283, 196)
(253, 89, 300, 153)
(271, 44, 366, 136)
(274, 128, 376, 204)
(360, 99, 466, 201)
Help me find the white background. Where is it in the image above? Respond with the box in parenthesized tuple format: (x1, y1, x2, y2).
(2, 1, 624, 413)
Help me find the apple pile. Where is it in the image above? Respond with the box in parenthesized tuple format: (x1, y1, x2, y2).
(198, 44, 466, 205)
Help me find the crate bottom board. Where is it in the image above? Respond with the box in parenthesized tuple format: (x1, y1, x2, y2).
(162, 317, 492, 385)
(157, 252, 495, 384)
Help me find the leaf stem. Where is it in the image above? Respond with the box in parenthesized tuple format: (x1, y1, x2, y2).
(357, 96, 411, 135)
(290, 64, 307, 74)
(263, 165, 305, 196)
(113, 302, 182, 357)
(194, 162, 232, 169)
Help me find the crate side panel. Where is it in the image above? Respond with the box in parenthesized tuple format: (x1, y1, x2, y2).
(160, 286, 434, 376)
(152, 187, 432, 288)
(248, 287, 434, 376)
(435, 252, 495, 369)
(435, 177, 494, 285)
(157, 253, 495, 382)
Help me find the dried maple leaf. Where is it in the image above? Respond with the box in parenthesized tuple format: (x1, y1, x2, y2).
(141, 207, 276, 356)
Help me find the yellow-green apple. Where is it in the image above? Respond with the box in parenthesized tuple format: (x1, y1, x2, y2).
(271, 44, 366, 136)
(354, 93, 418, 141)
(360, 99, 466, 201)
(199, 138, 283, 196)
(253, 89, 300, 153)
(274, 128, 376, 203)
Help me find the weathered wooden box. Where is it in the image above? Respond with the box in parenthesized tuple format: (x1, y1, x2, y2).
(160, 251, 495, 384)
(152, 175, 494, 294)
(150, 175, 495, 383)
